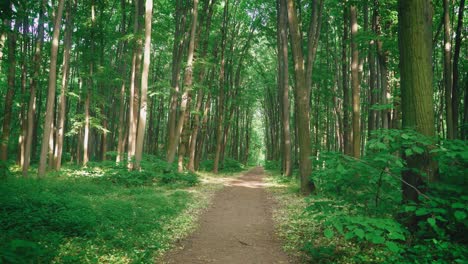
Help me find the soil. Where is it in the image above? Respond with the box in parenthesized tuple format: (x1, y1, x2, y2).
(163, 167, 294, 264)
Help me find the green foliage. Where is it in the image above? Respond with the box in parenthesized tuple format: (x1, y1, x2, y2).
(76, 155, 200, 188)
(0, 175, 192, 263)
(269, 129, 468, 263)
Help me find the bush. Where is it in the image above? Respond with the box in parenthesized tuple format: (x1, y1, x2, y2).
(287, 129, 468, 263)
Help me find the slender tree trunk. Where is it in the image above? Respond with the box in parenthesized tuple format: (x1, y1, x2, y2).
(213, 0, 229, 173)
(278, 0, 292, 176)
(443, 0, 454, 139)
(54, 1, 74, 170)
(23, 0, 46, 176)
(342, 5, 351, 155)
(128, 0, 144, 169)
(38, 0, 65, 177)
(452, 0, 464, 139)
(134, 0, 153, 170)
(18, 16, 29, 167)
(452, 0, 468, 138)
(166, 0, 199, 170)
(368, 1, 378, 136)
(398, 0, 436, 202)
(0, 21, 19, 161)
(286, 0, 314, 195)
(350, 5, 361, 159)
(167, 0, 189, 152)
(188, 0, 215, 172)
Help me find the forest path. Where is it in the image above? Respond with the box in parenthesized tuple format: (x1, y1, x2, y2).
(163, 167, 293, 264)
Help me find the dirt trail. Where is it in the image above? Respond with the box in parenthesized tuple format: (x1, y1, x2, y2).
(163, 167, 293, 264)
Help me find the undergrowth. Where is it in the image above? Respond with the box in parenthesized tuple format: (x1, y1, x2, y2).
(199, 158, 245, 173)
(0, 155, 216, 263)
(267, 129, 468, 263)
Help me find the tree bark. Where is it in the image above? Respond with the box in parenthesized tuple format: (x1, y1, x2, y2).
(167, 0, 189, 153)
(128, 0, 144, 169)
(166, 0, 199, 170)
(213, 0, 229, 174)
(443, 0, 454, 139)
(38, 0, 65, 177)
(350, 5, 361, 159)
(23, 0, 46, 176)
(286, 0, 314, 195)
(278, 0, 292, 176)
(342, 5, 352, 155)
(0, 20, 19, 161)
(134, 0, 153, 170)
(452, 0, 464, 139)
(398, 0, 435, 202)
(54, 1, 74, 170)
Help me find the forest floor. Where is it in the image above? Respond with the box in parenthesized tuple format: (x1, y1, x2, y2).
(162, 167, 294, 264)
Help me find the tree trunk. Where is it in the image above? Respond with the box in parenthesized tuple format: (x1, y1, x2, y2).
(0, 21, 19, 161)
(167, 0, 189, 153)
(350, 5, 361, 159)
(452, 0, 464, 139)
(166, 0, 199, 170)
(342, 5, 351, 155)
(134, 0, 153, 170)
(278, 0, 292, 176)
(54, 1, 74, 170)
(398, 0, 436, 202)
(18, 16, 29, 167)
(443, 0, 454, 139)
(128, 0, 144, 169)
(38, 0, 65, 177)
(23, 0, 46, 176)
(286, 0, 314, 195)
(213, 0, 229, 174)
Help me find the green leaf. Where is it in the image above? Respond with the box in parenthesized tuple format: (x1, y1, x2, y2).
(387, 232, 406, 241)
(367, 234, 385, 244)
(385, 241, 401, 253)
(405, 149, 413, 157)
(412, 146, 425, 154)
(454, 211, 467, 221)
(324, 228, 334, 239)
(354, 228, 365, 239)
(427, 217, 437, 228)
(452, 202, 465, 209)
(415, 208, 431, 216)
(344, 232, 355, 240)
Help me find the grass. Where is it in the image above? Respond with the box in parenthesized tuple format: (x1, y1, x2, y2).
(0, 158, 239, 263)
(265, 170, 390, 264)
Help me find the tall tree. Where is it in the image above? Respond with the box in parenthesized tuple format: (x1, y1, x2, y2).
(398, 0, 435, 202)
(342, 5, 351, 155)
(277, 0, 292, 176)
(38, 0, 65, 177)
(23, 0, 46, 176)
(166, 0, 199, 170)
(134, 0, 153, 170)
(0, 20, 19, 161)
(213, 0, 229, 174)
(285, 0, 315, 194)
(443, 0, 454, 139)
(54, 0, 75, 170)
(350, 5, 360, 158)
(452, 0, 464, 139)
(128, 0, 144, 169)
